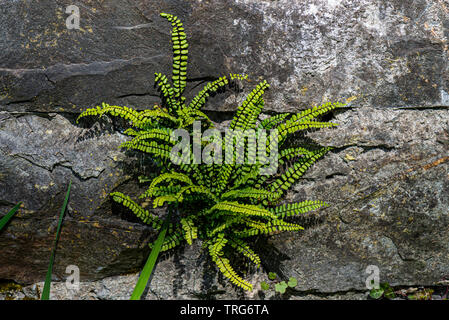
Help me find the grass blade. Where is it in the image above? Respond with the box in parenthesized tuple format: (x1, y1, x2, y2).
(0, 202, 22, 231)
(130, 210, 171, 300)
(41, 181, 72, 300)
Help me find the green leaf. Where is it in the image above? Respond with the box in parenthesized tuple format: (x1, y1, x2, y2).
(41, 181, 72, 300)
(369, 288, 384, 300)
(380, 282, 391, 290)
(0, 202, 22, 231)
(384, 289, 396, 300)
(275, 281, 288, 294)
(382, 283, 396, 299)
(138, 175, 152, 183)
(268, 272, 277, 280)
(130, 209, 171, 300)
(260, 281, 270, 291)
(288, 277, 298, 288)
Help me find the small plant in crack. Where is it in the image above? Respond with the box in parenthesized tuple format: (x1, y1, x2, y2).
(369, 282, 396, 300)
(260, 272, 298, 295)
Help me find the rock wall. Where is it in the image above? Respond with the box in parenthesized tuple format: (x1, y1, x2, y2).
(1, 0, 448, 298)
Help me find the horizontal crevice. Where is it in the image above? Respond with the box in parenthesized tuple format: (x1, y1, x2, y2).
(10, 154, 102, 182)
(330, 144, 396, 154)
(324, 173, 347, 180)
(115, 92, 160, 99)
(392, 105, 449, 111)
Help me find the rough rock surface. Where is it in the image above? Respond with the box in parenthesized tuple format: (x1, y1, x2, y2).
(1, 0, 449, 299)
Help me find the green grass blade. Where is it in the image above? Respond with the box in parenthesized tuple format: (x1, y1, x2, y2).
(130, 210, 171, 300)
(0, 202, 22, 231)
(41, 181, 72, 300)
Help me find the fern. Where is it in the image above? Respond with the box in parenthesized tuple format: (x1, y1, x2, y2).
(160, 12, 189, 100)
(215, 256, 253, 291)
(77, 12, 342, 292)
(270, 200, 328, 219)
(221, 187, 276, 201)
(228, 237, 261, 268)
(270, 147, 332, 198)
(181, 217, 198, 245)
(110, 192, 164, 229)
(211, 201, 277, 220)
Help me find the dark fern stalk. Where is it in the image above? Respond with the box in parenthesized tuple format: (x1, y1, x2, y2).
(77, 13, 344, 291)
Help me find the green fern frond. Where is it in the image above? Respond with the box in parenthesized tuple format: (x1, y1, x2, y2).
(230, 73, 249, 81)
(214, 256, 253, 291)
(216, 129, 261, 193)
(181, 217, 198, 245)
(181, 163, 208, 188)
(179, 109, 214, 128)
(215, 163, 233, 194)
(230, 80, 270, 131)
(143, 173, 195, 205)
(271, 147, 332, 195)
(236, 222, 304, 238)
(270, 200, 328, 218)
(137, 108, 181, 126)
(152, 195, 178, 208)
(187, 76, 229, 111)
(277, 121, 337, 144)
(242, 217, 269, 230)
(228, 237, 261, 268)
(148, 172, 192, 190)
(300, 120, 339, 128)
(110, 192, 163, 229)
(222, 187, 275, 201)
(214, 82, 270, 193)
(154, 72, 178, 111)
(160, 12, 189, 99)
(123, 128, 139, 136)
(209, 233, 227, 258)
(76, 106, 103, 122)
(283, 101, 345, 127)
(207, 217, 242, 237)
(175, 185, 218, 203)
(140, 185, 181, 199)
(229, 164, 252, 188)
(207, 235, 253, 291)
(231, 166, 263, 190)
(122, 128, 176, 148)
(185, 73, 248, 113)
(259, 113, 290, 130)
(211, 201, 277, 219)
(150, 228, 185, 252)
(279, 147, 314, 162)
(120, 139, 172, 159)
(76, 103, 141, 125)
(76, 103, 178, 129)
